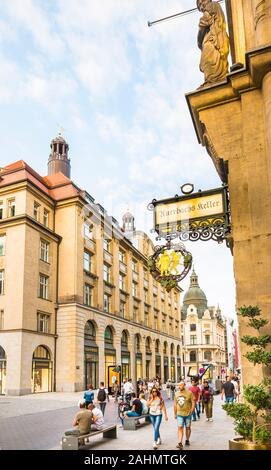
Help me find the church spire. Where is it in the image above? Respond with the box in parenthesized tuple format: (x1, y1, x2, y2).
(48, 132, 71, 178)
(190, 266, 199, 287)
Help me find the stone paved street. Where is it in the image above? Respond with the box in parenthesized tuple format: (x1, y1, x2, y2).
(0, 392, 235, 451)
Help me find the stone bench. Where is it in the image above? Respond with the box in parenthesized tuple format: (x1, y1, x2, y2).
(62, 425, 117, 450)
(123, 414, 151, 431)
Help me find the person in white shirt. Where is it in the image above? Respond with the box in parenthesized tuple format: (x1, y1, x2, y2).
(88, 404, 104, 430)
(123, 379, 134, 397)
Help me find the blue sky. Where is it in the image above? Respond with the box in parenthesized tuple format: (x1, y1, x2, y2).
(0, 0, 236, 319)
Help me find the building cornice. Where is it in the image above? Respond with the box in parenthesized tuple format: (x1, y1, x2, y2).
(0, 214, 62, 243)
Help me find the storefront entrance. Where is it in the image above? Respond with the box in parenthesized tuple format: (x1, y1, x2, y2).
(164, 356, 169, 382)
(136, 354, 142, 381)
(32, 346, 52, 393)
(0, 346, 6, 395)
(84, 321, 98, 389)
(155, 355, 161, 379)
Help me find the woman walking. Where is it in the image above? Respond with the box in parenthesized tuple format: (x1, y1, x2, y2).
(201, 380, 214, 422)
(147, 387, 168, 449)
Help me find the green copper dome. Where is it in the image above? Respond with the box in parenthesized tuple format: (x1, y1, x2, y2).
(182, 268, 207, 317)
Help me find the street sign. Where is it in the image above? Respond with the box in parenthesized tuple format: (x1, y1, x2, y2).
(149, 186, 230, 244)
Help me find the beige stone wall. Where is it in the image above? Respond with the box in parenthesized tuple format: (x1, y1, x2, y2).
(56, 303, 182, 392)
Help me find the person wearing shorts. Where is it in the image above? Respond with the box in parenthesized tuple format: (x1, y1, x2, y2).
(174, 381, 195, 450)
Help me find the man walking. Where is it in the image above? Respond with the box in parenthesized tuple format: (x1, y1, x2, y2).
(221, 376, 236, 403)
(189, 378, 201, 421)
(174, 381, 195, 450)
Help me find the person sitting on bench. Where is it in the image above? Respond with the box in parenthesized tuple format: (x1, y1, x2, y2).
(65, 401, 93, 436)
(87, 403, 105, 431)
(121, 393, 143, 425)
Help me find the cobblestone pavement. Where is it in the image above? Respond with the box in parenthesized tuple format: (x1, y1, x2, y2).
(0, 393, 234, 450)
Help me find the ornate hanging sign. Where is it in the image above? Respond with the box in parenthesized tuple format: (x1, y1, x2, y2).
(148, 241, 193, 292)
(148, 185, 230, 245)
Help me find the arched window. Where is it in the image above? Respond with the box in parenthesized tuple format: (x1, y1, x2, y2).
(135, 334, 141, 352)
(84, 321, 96, 344)
(204, 351, 212, 361)
(33, 345, 51, 360)
(121, 331, 128, 348)
(104, 326, 114, 345)
(0, 346, 6, 359)
(171, 344, 175, 356)
(190, 351, 197, 362)
(155, 339, 160, 353)
(177, 345, 181, 356)
(146, 337, 151, 352)
(163, 342, 168, 355)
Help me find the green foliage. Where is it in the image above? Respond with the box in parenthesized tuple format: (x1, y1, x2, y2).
(245, 351, 271, 366)
(242, 335, 271, 348)
(223, 305, 271, 445)
(160, 278, 177, 292)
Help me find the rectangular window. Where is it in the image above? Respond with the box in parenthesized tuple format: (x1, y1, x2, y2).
(161, 301, 165, 313)
(39, 274, 49, 300)
(0, 270, 4, 295)
(84, 222, 93, 240)
(120, 301, 125, 317)
(7, 199, 15, 217)
(0, 234, 6, 256)
(133, 307, 139, 323)
(190, 324, 197, 332)
(132, 282, 137, 297)
(119, 273, 125, 290)
(132, 260, 137, 272)
(34, 202, 40, 221)
(40, 239, 49, 262)
(84, 251, 92, 272)
(103, 239, 111, 252)
(0, 310, 4, 329)
(119, 250, 125, 263)
(103, 264, 110, 283)
(154, 316, 158, 330)
(153, 296, 157, 309)
(43, 209, 49, 227)
(37, 313, 50, 333)
(205, 335, 210, 345)
(144, 289, 148, 303)
(190, 335, 197, 345)
(145, 312, 149, 327)
(0, 201, 3, 219)
(84, 284, 92, 306)
(104, 294, 110, 313)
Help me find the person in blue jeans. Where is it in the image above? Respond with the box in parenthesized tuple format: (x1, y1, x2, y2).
(147, 387, 168, 449)
(84, 384, 95, 409)
(221, 376, 236, 404)
(121, 393, 143, 425)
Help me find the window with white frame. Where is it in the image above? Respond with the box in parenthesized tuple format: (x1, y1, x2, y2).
(0, 234, 6, 256)
(0, 270, 4, 295)
(120, 301, 125, 317)
(7, 199, 15, 217)
(40, 239, 49, 262)
(103, 264, 111, 282)
(119, 250, 125, 263)
(132, 282, 137, 297)
(132, 260, 137, 272)
(103, 239, 111, 252)
(37, 312, 50, 333)
(84, 251, 92, 273)
(104, 293, 111, 312)
(119, 273, 125, 290)
(84, 284, 92, 306)
(84, 222, 93, 240)
(34, 202, 40, 221)
(39, 274, 49, 300)
(43, 209, 49, 227)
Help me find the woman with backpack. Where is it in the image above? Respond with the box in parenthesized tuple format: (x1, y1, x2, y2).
(147, 386, 168, 449)
(201, 380, 214, 422)
(97, 382, 109, 415)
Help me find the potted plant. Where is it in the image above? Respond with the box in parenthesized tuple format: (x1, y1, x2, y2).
(223, 306, 271, 450)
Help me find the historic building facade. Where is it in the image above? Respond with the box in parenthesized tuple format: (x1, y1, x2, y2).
(0, 135, 182, 395)
(186, 0, 271, 385)
(181, 268, 228, 380)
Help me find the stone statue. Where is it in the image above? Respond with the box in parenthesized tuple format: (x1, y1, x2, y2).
(197, 0, 229, 86)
